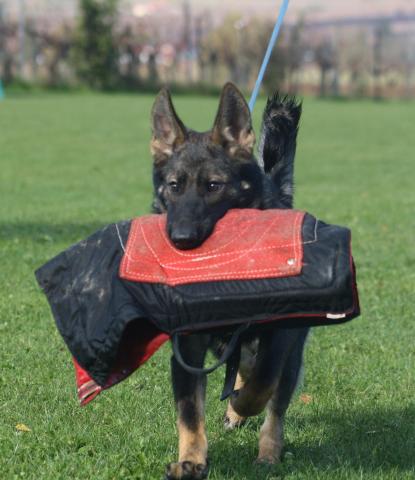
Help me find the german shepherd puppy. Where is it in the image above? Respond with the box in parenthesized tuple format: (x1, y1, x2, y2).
(150, 83, 308, 480)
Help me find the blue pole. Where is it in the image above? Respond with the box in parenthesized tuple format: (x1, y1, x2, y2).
(0, 80, 4, 101)
(248, 0, 290, 112)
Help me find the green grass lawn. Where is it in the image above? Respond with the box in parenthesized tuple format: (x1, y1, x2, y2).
(0, 92, 414, 480)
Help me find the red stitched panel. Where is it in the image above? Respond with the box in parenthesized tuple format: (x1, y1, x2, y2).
(73, 324, 169, 406)
(119, 209, 305, 286)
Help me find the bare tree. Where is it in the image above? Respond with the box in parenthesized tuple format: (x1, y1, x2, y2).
(0, 21, 17, 84)
(314, 38, 336, 97)
(26, 24, 72, 86)
(372, 20, 390, 99)
(285, 19, 305, 94)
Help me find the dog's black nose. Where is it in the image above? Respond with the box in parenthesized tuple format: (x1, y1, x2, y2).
(170, 226, 200, 250)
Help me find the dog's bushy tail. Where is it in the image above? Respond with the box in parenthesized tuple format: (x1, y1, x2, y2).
(258, 93, 302, 208)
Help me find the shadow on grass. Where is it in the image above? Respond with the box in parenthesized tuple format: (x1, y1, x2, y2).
(208, 405, 415, 478)
(0, 221, 115, 244)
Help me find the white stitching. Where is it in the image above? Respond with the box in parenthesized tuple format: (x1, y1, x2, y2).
(126, 211, 298, 273)
(122, 266, 299, 283)
(114, 223, 126, 252)
(122, 210, 305, 283)
(125, 244, 296, 268)
(122, 216, 316, 268)
(122, 211, 303, 277)
(155, 213, 248, 257)
(302, 217, 319, 246)
(142, 213, 281, 270)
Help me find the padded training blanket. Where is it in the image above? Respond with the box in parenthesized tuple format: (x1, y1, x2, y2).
(120, 209, 304, 285)
(35, 209, 359, 406)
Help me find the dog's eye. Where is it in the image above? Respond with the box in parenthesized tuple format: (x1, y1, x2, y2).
(168, 181, 179, 193)
(207, 181, 224, 193)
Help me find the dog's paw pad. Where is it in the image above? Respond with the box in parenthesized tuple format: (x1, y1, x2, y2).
(224, 404, 246, 431)
(255, 455, 281, 466)
(223, 413, 246, 430)
(165, 460, 209, 479)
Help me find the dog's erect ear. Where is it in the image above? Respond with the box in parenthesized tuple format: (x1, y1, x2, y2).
(151, 88, 186, 164)
(212, 83, 255, 157)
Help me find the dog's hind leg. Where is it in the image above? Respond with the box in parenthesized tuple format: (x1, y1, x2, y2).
(257, 328, 309, 464)
(224, 339, 258, 429)
(230, 329, 301, 418)
(228, 333, 277, 418)
(166, 334, 210, 480)
(224, 372, 247, 430)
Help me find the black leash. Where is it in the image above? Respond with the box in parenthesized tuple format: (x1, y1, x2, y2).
(171, 323, 251, 400)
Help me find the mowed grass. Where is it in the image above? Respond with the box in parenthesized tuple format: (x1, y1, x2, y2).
(0, 92, 414, 480)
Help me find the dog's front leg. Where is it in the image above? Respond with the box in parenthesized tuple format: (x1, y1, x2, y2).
(165, 334, 210, 480)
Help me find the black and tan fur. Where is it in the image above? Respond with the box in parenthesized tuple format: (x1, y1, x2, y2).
(150, 83, 308, 480)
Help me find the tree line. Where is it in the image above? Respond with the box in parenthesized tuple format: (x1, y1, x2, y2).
(0, 0, 413, 98)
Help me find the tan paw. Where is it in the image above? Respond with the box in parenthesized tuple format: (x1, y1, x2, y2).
(224, 402, 246, 430)
(257, 435, 283, 465)
(255, 452, 282, 465)
(165, 460, 209, 480)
